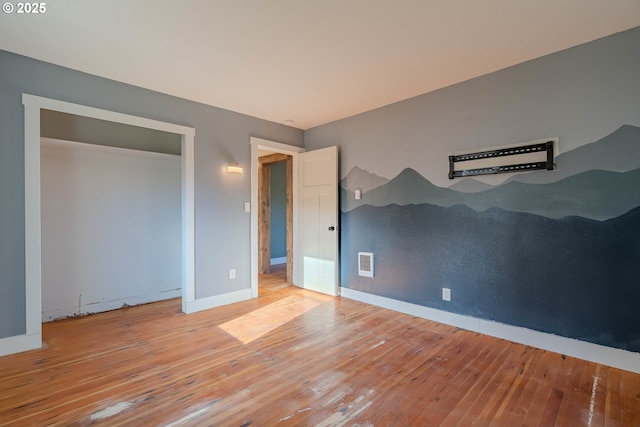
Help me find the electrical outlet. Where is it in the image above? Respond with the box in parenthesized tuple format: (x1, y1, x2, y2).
(442, 288, 451, 301)
(229, 269, 236, 279)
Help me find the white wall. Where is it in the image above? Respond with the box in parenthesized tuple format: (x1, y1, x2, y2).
(40, 138, 181, 321)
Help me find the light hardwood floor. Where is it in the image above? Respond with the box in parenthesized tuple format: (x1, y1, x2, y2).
(1, 266, 639, 426)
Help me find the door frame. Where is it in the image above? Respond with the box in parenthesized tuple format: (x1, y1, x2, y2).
(250, 138, 304, 297)
(5, 94, 196, 357)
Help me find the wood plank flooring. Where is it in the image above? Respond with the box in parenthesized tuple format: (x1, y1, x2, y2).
(1, 266, 639, 426)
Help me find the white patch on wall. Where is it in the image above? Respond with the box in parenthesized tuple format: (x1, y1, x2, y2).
(40, 138, 181, 321)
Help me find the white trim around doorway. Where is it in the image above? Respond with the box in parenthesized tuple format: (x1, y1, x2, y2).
(250, 137, 305, 298)
(0, 94, 196, 358)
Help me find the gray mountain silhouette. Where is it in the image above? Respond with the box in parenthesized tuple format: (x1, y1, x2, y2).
(340, 166, 388, 192)
(468, 168, 640, 220)
(508, 125, 640, 185)
(341, 168, 454, 212)
(342, 167, 640, 221)
(448, 178, 494, 193)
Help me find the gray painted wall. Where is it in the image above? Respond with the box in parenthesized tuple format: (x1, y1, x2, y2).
(306, 27, 640, 188)
(305, 26, 640, 352)
(0, 50, 303, 339)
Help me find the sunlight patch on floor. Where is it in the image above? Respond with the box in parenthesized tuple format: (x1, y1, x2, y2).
(219, 294, 331, 344)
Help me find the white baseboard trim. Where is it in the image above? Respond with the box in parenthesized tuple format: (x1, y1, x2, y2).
(340, 287, 640, 374)
(0, 332, 42, 357)
(270, 257, 287, 265)
(42, 288, 182, 322)
(185, 288, 253, 314)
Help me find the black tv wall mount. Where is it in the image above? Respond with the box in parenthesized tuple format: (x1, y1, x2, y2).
(448, 141, 554, 179)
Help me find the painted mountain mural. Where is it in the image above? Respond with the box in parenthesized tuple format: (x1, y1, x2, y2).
(342, 125, 640, 220)
(341, 125, 640, 352)
(342, 167, 640, 221)
(340, 166, 389, 192)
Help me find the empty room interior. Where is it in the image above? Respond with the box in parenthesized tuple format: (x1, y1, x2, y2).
(1, 2, 640, 426)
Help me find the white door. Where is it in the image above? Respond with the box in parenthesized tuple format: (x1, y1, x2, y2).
(298, 146, 339, 296)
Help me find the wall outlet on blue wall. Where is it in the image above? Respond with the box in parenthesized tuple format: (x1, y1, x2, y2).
(442, 288, 451, 301)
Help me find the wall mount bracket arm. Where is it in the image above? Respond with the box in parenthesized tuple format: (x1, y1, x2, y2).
(448, 141, 554, 179)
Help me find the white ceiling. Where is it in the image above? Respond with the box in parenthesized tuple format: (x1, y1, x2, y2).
(1, 1, 639, 129)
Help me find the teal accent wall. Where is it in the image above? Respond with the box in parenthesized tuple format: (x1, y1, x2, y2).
(270, 161, 287, 259)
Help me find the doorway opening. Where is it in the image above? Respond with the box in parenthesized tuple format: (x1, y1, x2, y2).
(250, 138, 304, 298)
(258, 154, 292, 295)
(250, 139, 340, 299)
(16, 94, 196, 356)
(39, 109, 183, 321)
(258, 153, 292, 283)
